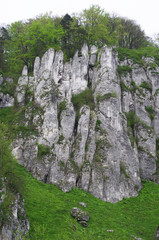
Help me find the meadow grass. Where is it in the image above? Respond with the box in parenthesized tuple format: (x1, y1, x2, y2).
(13, 163, 159, 240)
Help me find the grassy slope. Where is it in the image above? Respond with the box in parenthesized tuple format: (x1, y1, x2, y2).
(1, 91, 159, 239)
(13, 163, 159, 240)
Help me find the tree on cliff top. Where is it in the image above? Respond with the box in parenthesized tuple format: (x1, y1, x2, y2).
(1, 5, 151, 76)
(3, 14, 64, 75)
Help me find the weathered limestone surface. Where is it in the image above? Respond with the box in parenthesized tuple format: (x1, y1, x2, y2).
(0, 92, 14, 108)
(5, 44, 159, 203)
(0, 186, 29, 240)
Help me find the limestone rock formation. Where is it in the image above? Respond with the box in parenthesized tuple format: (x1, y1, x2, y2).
(0, 92, 14, 108)
(1, 44, 159, 203)
(71, 207, 90, 227)
(0, 186, 29, 240)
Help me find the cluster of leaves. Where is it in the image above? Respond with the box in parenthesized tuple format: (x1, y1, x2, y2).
(117, 47, 159, 65)
(2, 14, 64, 75)
(117, 65, 132, 76)
(0, 5, 153, 76)
(96, 91, 117, 103)
(58, 100, 67, 125)
(57, 134, 65, 144)
(140, 81, 152, 92)
(120, 161, 130, 178)
(126, 110, 152, 131)
(145, 106, 155, 120)
(37, 143, 50, 158)
(0, 106, 38, 138)
(125, 110, 152, 147)
(72, 88, 95, 120)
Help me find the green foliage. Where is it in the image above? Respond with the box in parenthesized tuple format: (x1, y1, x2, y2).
(126, 111, 140, 130)
(125, 111, 153, 148)
(58, 134, 65, 144)
(0, 105, 38, 137)
(120, 79, 152, 96)
(0, 189, 13, 226)
(78, 5, 111, 47)
(128, 132, 136, 148)
(145, 106, 155, 120)
(96, 91, 117, 103)
(69, 159, 79, 174)
(140, 81, 152, 92)
(58, 100, 67, 115)
(120, 80, 130, 92)
(4, 14, 64, 74)
(117, 65, 132, 76)
(37, 143, 50, 157)
(126, 111, 152, 131)
(1, 5, 152, 76)
(120, 162, 130, 178)
(0, 81, 17, 97)
(72, 88, 95, 122)
(95, 119, 102, 131)
(58, 100, 67, 126)
(117, 47, 159, 65)
(94, 134, 111, 163)
(131, 81, 144, 95)
(0, 107, 15, 125)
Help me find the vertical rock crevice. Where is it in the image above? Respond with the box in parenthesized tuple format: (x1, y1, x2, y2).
(7, 44, 159, 203)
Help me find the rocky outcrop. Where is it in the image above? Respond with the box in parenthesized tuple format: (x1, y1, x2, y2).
(0, 185, 29, 240)
(0, 76, 14, 108)
(71, 207, 90, 227)
(0, 92, 14, 108)
(3, 44, 158, 203)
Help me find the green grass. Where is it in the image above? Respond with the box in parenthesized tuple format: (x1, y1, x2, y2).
(12, 164, 159, 240)
(1, 113, 159, 239)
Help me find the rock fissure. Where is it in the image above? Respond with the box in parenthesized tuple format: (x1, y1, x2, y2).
(1, 44, 159, 203)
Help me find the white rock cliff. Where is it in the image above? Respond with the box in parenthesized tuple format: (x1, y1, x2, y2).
(5, 44, 159, 203)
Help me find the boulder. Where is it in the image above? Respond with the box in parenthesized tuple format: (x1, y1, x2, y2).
(71, 207, 90, 227)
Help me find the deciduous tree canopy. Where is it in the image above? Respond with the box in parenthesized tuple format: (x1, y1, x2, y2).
(0, 5, 155, 76)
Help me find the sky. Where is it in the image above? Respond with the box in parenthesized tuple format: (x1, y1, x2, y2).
(0, 0, 158, 38)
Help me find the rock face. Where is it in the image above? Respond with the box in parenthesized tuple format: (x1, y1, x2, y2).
(0, 185, 29, 240)
(2, 44, 158, 203)
(71, 207, 90, 227)
(0, 92, 14, 108)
